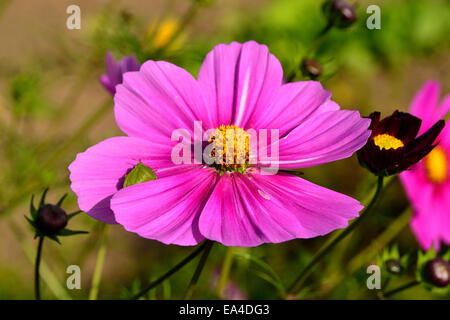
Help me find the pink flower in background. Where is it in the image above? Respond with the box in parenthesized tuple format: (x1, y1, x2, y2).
(69, 41, 371, 247)
(99, 52, 140, 95)
(400, 80, 450, 251)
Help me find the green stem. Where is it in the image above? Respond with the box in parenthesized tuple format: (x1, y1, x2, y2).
(131, 240, 210, 300)
(288, 175, 385, 294)
(286, 22, 333, 82)
(35, 236, 44, 300)
(383, 280, 420, 298)
(348, 207, 411, 273)
(216, 246, 235, 298)
(88, 225, 109, 300)
(184, 240, 214, 300)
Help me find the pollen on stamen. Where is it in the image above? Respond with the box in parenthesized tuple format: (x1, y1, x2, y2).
(208, 124, 251, 173)
(373, 134, 405, 151)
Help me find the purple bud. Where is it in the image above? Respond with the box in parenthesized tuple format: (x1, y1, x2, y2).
(426, 257, 450, 287)
(36, 204, 68, 234)
(100, 52, 140, 95)
(323, 0, 357, 29)
(301, 59, 323, 79)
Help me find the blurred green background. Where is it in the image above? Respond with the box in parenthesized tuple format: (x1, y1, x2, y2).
(0, 0, 449, 300)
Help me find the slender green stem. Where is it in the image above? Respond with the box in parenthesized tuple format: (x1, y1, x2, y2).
(286, 22, 333, 82)
(348, 207, 411, 273)
(288, 175, 385, 294)
(184, 240, 215, 300)
(35, 236, 44, 300)
(131, 241, 210, 300)
(216, 246, 236, 298)
(88, 225, 109, 300)
(384, 280, 420, 298)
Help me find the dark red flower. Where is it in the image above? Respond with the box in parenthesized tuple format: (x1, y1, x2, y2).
(357, 111, 445, 176)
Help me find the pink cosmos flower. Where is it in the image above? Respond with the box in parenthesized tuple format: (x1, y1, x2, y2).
(99, 52, 140, 95)
(69, 41, 371, 247)
(399, 80, 450, 251)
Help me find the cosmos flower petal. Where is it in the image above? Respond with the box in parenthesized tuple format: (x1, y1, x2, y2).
(410, 80, 441, 133)
(69, 137, 173, 224)
(197, 41, 283, 128)
(247, 81, 334, 135)
(114, 60, 207, 142)
(411, 209, 441, 251)
(198, 172, 362, 247)
(111, 167, 218, 246)
(274, 110, 371, 169)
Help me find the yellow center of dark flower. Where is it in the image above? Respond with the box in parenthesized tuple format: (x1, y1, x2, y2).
(425, 147, 448, 183)
(373, 134, 404, 151)
(209, 125, 250, 172)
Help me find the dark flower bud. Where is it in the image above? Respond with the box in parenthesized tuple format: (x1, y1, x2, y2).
(301, 59, 323, 79)
(322, 0, 357, 29)
(426, 257, 450, 287)
(357, 111, 445, 176)
(385, 259, 402, 274)
(36, 204, 68, 234)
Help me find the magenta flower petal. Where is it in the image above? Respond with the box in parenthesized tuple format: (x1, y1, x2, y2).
(198, 41, 283, 128)
(111, 167, 218, 246)
(114, 60, 207, 142)
(70, 41, 372, 247)
(409, 80, 441, 134)
(69, 137, 174, 224)
(273, 110, 371, 169)
(399, 80, 450, 250)
(247, 81, 334, 135)
(198, 171, 362, 247)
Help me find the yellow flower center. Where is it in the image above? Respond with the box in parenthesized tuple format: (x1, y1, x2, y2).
(373, 134, 405, 151)
(209, 125, 250, 173)
(425, 147, 448, 183)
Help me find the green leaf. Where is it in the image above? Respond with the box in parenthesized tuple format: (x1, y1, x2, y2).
(123, 162, 157, 188)
(24, 215, 37, 229)
(234, 252, 286, 295)
(39, 187, 49, 208)
(29, 194, 37, 219)
(57, 193, 68, 207)
(58, 229, 89, 236)
(67, 210, 82, 220)
(47, 234, 61, 244)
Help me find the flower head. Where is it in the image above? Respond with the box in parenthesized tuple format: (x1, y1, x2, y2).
(357, 110, 444, 176)
(70, 41, 371, 247)
(100, 52, 140, 95)
(25, 189, 87, 243)
(399, 80, 450, 250)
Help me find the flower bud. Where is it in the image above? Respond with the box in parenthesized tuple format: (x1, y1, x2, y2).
(385, 259, 403, 274)
(426, 257, 450, 287)
(301, 59, 323, 79)
(36, 204, 68, 234)
(322, 0, 357, 29)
